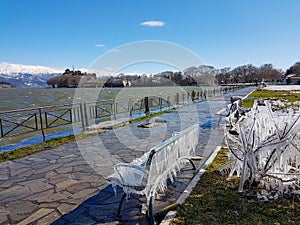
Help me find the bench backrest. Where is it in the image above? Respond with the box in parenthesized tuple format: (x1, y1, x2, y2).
(143, 124, 199, 198)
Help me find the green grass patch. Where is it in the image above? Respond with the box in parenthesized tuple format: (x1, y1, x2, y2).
(242, 88, 300, 108)
(0, 134, 76, 162)
(172, 148, 300, 225)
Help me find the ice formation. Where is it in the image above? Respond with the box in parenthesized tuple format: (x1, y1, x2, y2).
(223, 100, 300, 199)
(107, 124, 199, 205)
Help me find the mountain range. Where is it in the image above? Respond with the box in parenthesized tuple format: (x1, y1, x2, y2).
(0, 62, 63, 87)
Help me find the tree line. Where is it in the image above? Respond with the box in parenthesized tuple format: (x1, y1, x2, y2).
(47, 62, 300, 88)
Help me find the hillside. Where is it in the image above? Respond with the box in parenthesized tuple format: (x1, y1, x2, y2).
(0, 62, 62, 87)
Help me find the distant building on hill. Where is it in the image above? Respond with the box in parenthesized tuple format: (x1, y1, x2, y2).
(0, 81, 13, 88)
(47, 68, 102, 88)
(286, 74, 300, 85)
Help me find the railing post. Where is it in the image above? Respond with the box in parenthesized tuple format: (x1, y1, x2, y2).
(159, 97, 162, 111)
(38, 108, 46, 141)
(128, 98, 132, 112)
(44, 112, 48, 128)
(191, 90, 196, 102)
(79, 103, 86, 131)
(113, 102, 117, 120)
(83, 103, 89, 128)
(128, 99, 133, 117)
(0, 118, 3, 138)
(35, 113, 38, 130)
(144, 97, 150, 115)
(95, 103, 98, 119)
(69, 107, 73, 122)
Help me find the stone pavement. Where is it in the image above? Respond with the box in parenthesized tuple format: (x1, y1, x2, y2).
(0, 87, 255, 225)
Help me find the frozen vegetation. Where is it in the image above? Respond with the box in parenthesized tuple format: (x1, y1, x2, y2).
(223, 99, 300, 200)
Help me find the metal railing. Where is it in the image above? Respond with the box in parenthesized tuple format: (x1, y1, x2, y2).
(0, 85, 246, 147)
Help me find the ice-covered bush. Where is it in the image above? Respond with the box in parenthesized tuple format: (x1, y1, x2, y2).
(222, 100, 300, 200)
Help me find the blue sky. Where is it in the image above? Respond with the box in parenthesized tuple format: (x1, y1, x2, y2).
(1, 0, 300, 73)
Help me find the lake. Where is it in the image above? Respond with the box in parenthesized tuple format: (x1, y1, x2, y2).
(0, 86, 210, 112)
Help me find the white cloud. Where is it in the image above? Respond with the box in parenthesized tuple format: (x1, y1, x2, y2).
(95, 43, 106, 47)
(109, 48, 120, 53)
(140, 21, 165, 27)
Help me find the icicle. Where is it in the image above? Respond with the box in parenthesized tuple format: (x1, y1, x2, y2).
(224, 99, 300, 199)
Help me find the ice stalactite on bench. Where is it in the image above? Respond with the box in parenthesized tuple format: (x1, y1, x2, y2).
(107, 124, 199, 224)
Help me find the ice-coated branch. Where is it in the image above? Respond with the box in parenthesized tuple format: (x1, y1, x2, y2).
(223, 99, 300, 199)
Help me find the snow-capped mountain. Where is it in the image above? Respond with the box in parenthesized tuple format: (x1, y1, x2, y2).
(0, 62, 62, 87)
(0, 62, 62, 75)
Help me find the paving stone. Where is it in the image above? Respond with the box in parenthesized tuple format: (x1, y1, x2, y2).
(33, 164, 61, 175)
(88, 207, 116, 221)
(94, 222, 119, 225)
(0, 180, 14, 188)
(9, 167, 30, 177)
(17, 158, 34, 165)
(57, 203, 78, 215)
(59, 206, 86, 222)
(26, 190, 72, 203)
(69, 216, 96, 225)
(39, 202, 60, 208)
(45, 170, 58, 179)
(0, 206, 8, 224)
(6, 201, 38, 222)
(20, 179, 53, 193)
(55, 166, 73, 174)
(66, 182, 91, 194)
(50, 218, 70, 225)
(26, 172, 48, 180)
(58, 197, 85, 205)
(55, 179, 78, 191)
(12, 170, 34, 180)
(17, 208, 54, 225)
(42, 154, 60, 161)
(63, 160, 89, 168)
(0, 185, 31, 202)
(39, 192, 71, 203)
(0, 173, 9, 181)
(56, 157, 78, 164)
(29, 157, 48, 162)
(72, 165, 93, 173)
(25, 189, 53, 201)
(71, 171, 92, 180)
(90, 181, 107, 189)
(48, 174, 72, 185)
(70, 188, 98, 199)
(36, 210, 61, 225)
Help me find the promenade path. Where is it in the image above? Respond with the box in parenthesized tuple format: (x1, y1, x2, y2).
(0, 87, 255, 225)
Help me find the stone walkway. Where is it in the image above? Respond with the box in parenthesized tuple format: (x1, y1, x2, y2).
(0, 87, 255, 225)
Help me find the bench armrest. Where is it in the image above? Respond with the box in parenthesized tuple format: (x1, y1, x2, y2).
(113, 163, 146, 187)
(216, 106, 230, 117)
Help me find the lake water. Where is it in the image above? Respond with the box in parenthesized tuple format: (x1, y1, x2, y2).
(0, 86, 207, 112)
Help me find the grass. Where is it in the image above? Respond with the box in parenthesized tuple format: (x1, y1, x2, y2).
(0, 108, 176, 162)
(171, 148, 300, 225)
(242, 88, 300, 108)
(0, 134, 77, 162)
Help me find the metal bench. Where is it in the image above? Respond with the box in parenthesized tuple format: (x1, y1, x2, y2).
(216, 96, 243, 126)
(107, 124, 199, 224)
